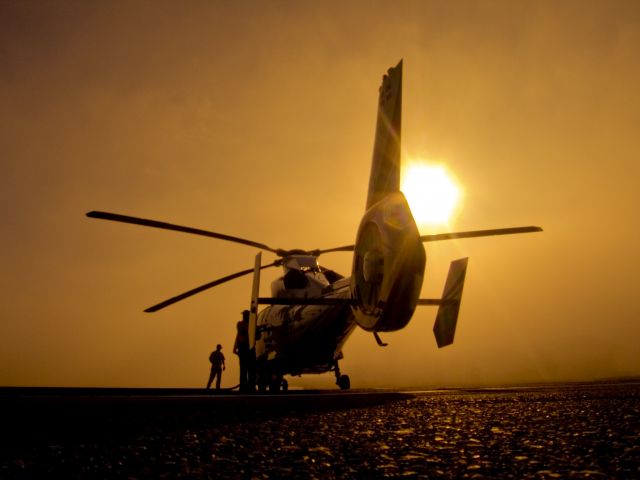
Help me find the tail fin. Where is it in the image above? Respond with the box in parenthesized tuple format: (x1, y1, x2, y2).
(433, 257, 468, 348)
(366, 60, 403, 209)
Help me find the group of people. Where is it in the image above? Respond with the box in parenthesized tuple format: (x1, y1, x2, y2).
(205, 310, 256, 392)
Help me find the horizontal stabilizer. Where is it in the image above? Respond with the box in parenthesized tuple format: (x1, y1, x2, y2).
(433, 257, 468, 348)
(258, 297, 354, 306)
(416, 298, 456, 306)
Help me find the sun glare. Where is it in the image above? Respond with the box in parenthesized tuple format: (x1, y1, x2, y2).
(401, 163, 461, 225)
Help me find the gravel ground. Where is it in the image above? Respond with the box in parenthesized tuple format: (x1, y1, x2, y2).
(0, 383, 638, 479)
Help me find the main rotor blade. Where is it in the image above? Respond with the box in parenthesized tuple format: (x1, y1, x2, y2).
(144, 261, 279, 313)
(420, 226, 543, 242)
(86, 211, 280, 254)
(315, 226, 543, 254)
(316, 245, 356, 254)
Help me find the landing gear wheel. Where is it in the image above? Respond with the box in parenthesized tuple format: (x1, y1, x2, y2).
(337, 374, 350, 390)
(269, 376, 287, 393)
(257, 370, 268, 393)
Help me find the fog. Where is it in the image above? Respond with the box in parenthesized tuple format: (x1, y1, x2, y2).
(1, 1, 639, 388)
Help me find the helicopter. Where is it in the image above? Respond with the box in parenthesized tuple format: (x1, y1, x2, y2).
(87, 60, 541, 392)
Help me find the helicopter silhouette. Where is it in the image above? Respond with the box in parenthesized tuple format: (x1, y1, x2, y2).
(87, 60, 541, 391)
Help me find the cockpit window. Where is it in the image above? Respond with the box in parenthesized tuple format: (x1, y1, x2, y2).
(284, 255, 320, 272)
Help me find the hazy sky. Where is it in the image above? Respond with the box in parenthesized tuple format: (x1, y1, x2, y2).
(2, 1, 639, 388)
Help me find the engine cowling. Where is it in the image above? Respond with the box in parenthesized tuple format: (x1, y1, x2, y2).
(350, 192, 426, 331)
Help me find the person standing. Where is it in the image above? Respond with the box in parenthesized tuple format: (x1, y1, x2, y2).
(206, 344, 225, 390)
(233, 310, 251, 392)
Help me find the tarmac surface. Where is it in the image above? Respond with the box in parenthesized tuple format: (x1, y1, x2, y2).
(0, 382, 638, 479)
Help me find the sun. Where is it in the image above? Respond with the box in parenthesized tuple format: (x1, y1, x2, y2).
(401, 162, 461, 225)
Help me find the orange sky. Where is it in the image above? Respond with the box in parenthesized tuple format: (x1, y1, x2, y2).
(2, 1, 639, 388)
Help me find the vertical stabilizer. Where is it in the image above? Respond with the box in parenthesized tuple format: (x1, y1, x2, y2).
(433, 257, 468, 348)
(366, 60, 403, 209)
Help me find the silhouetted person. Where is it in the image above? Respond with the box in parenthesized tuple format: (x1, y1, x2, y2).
(206, 344, 225, 390)
(233, 310, 255, 392)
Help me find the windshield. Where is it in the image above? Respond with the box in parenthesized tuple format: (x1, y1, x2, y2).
(284, 255, 320, 272)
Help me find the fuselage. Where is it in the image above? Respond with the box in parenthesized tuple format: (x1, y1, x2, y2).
(254, 256, 356, 376)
